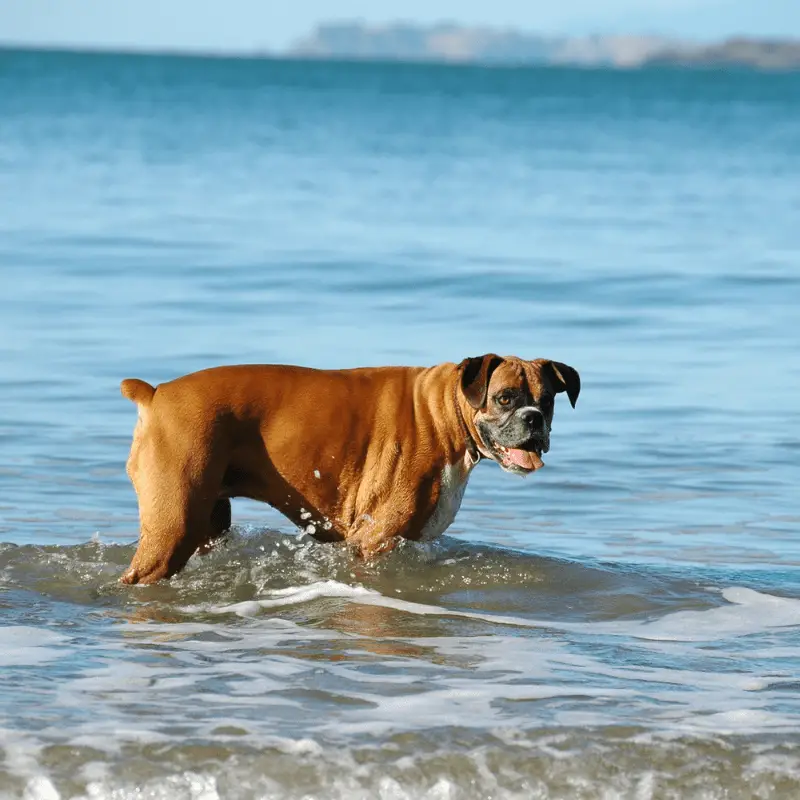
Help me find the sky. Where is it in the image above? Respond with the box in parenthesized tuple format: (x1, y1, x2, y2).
(1, 0, 798, 53)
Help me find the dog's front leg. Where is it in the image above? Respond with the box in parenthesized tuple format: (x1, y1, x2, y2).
(346, 512, 406, 561)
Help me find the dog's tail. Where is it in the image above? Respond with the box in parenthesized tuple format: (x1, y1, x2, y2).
(120, 378, 156, 409)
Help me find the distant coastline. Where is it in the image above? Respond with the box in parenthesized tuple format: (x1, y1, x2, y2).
(291, 22, 800, 71)
(2, 23, 800, 72)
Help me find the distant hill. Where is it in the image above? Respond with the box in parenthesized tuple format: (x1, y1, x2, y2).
(646, 38, 800, 70)
(290, 22, 800, 71)
(291, 22, 562, 64)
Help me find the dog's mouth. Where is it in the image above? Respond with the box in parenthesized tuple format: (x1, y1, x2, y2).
(483, 435, 546, 474)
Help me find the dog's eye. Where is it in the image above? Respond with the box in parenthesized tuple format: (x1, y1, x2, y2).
(497, 393, 513, 407)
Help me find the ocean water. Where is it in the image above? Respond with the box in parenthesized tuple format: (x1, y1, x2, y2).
(1, 47, 800, 799)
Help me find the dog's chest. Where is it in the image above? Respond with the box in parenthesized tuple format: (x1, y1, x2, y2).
(419, 462, 471, 541)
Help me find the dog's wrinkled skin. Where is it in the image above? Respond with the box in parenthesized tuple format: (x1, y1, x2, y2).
(120, 355, 579, 585)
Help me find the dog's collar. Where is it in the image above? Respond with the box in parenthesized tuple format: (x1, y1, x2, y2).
(453, 381, 483, 467)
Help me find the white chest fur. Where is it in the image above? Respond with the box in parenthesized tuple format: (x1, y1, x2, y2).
(419, 460, 472, 541)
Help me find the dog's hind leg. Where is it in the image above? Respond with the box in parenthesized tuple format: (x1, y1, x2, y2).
(122, 446, 226, 585)
(121, 518, 195, 586)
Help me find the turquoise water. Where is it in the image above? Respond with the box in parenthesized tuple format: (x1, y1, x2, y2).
(1, 48, 800, 798)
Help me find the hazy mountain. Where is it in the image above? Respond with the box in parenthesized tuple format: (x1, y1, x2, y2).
(290, 21, 800, 70)
(648, 38, 800, 69)
(291, 22, 562, 64)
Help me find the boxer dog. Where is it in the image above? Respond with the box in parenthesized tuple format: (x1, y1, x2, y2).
(120, 354, 579, 584)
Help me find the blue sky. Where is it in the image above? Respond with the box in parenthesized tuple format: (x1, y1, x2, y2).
(1, 0, 798, 52)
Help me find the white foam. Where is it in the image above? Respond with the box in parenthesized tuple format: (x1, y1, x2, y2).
(272, 737, 323, 756)
(23, 777, 59, 800)
(201, 580, 540, 629)
(199, 580, 800, 644)
(76, 772, 219, 800)
(203, 580, 376, 616)
(586, 586, 800, 642)
(0, 627, 68, 666)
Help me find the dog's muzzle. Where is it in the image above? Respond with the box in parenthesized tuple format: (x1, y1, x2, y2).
(477, 408, 550, 475)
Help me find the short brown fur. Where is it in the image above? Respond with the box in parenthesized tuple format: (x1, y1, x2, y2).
(120, 356, 579, 584)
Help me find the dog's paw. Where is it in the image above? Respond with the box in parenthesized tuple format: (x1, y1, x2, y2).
(119, 567, 140, 585)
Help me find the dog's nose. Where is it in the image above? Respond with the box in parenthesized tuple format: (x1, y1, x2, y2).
(520, 407, 545, 432)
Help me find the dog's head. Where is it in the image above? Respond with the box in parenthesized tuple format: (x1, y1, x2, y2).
(459, 354, 580, 475)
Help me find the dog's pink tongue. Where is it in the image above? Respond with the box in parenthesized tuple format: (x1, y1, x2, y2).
(506, 448, 544, 470)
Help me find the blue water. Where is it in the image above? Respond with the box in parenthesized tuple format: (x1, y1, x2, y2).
(1, 48, 800, 799)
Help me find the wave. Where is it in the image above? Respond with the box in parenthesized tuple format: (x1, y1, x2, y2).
(2, 527, 798, 632)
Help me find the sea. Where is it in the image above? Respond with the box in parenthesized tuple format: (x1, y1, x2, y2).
(1, 47, 799, 799)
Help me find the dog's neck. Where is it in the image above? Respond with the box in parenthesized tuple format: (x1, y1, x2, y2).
(451, 379, 482, 467)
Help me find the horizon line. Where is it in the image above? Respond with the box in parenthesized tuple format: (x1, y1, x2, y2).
(2, 36, 800, 74)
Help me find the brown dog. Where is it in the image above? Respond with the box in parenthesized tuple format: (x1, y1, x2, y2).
(119, 354, 579, 584)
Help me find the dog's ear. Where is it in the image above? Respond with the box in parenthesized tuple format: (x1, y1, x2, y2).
(459, 354, 504, 409)
(542, 361, 580, 408)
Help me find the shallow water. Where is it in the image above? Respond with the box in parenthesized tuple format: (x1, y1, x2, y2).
(1, 48, 800, 799)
